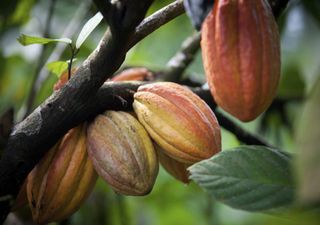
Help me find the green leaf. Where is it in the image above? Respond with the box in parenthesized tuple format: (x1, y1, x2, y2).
(75, 12, 103, 49)
(189, 145, 294, 212)
(46, 61, 68, 77)
(295, 77, 320, 205)
(17, 34, 72, 46)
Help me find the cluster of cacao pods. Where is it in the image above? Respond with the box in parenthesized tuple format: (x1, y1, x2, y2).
(201, 0, 280, 122)
(12, 68, 221, 224)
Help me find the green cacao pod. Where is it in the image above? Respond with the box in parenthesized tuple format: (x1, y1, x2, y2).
(87, 111, 159, 196)
(202, 0, 280, 121)
(27, 125, 97, 224)
(133, 82, 221, 164)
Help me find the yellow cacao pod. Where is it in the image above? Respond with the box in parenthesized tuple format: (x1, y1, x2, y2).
(156, 145, 190, 184)
(202, 0, 280, 122)
(27, 125, 97, 224)
(111, 68, 153, 81)
(133, 82, 221, 164)
(87, 111, 159, 196)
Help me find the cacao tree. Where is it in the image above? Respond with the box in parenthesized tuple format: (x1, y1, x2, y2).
(1, 0, 320, 224)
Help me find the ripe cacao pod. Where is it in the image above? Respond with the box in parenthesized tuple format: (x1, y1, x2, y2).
(156, 145, 190, 184)
(111, 68, 153, 81)
(87, 111, 159, 196)
(201, 0, 280, 121)
(133, 82, 221, 164)
(27, 125, 97, 224)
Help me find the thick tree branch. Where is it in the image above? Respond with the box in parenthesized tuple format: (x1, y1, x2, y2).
(0, 0, 154, 222)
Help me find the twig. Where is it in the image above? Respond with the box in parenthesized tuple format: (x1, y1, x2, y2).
(192, 88, 272, 147)
(268, 0, 290, 18)
(129, 0, 185, 49)
(162, 32, 201, 82)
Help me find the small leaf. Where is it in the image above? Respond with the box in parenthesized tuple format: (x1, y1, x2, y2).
(76, 12, 103, 49)
(17, 34, 72, 46)
(184, 0, 214, 30)
(189, 145, 294, 211)
(46, 61, 68, 77)
(295, 77, 320, 205)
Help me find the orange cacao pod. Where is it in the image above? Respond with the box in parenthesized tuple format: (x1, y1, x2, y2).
(156, 146, 190, 184)
(111, 68, 153, 81)
(27, 125, 97, 224)
(133, 82, 221, 164)
(202, 0, 280, 122)
(87, 111, 159, 196)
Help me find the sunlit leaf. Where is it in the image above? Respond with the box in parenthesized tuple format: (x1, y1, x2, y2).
(295, 77, 320, 205)
(75, 12, 103, 49)
(189, 145, 294, 211)
(17, 34, 72, 46)
(46, 61, 68, 77)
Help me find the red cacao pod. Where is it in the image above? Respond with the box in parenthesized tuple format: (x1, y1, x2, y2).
(87, 111, 159, 196)
(27, 125, 97, 224)
(202, 0, 280, 121)
(133, 82, 221, 164)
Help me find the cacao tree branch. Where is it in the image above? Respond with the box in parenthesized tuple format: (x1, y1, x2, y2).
(268, 0, 290, 18)
(0, 0, 154, 222)
(161, 32, 201, 82)
(129, 0, 185, 49)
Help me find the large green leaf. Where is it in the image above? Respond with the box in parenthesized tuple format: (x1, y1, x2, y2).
(17, 34, 72, 46)
(189, 145, 294, 211)
(295, 77, 320, 205)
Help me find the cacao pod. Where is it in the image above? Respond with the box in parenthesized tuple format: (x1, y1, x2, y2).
(87, 111, 159, 196)
(27, 125, 97, 224)
(53, 68, 77, 91)
(133, 82, 221, 164)
(156, 145, 190, 184)
(201, 0, 280, 122)
(111, 68, 153, 81)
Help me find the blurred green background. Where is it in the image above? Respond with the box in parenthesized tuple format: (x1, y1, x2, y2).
(1, 0, 320, 224)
